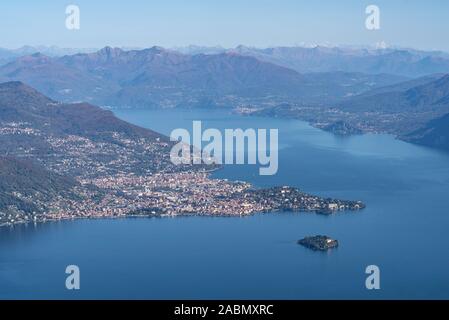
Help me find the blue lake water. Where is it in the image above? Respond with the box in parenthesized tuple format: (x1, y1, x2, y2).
(1, 108, 449, 299)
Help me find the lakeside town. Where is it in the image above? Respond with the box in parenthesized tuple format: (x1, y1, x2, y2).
(0, 117, 365, 228)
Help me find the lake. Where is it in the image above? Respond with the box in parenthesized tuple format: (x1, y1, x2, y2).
(1, 108, 449, 299)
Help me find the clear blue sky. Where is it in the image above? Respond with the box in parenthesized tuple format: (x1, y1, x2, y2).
(1, 0, 448, 51)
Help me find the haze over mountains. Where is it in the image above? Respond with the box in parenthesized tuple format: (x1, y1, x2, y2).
(0, 45, 448, 107)
(338, 74, 449, 113)
(253, 73, 449, 143)
(403, 113, 449, 150)
(0, 46, 98, 66)
(3, 44, 449, 76)
(175, 45, 449, 77)
(228, 46, 449, 78)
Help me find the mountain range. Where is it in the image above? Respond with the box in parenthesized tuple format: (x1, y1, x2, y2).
(3, 45, 449, 77)
(180, 45, 449, 77)
(402, 113, 449, 150)
(0, 46, 411, 108)
(1, 45, 449, 151)
(0, 46, 99, 66)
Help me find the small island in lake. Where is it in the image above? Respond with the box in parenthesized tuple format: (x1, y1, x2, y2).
(298, 235, 339, 251)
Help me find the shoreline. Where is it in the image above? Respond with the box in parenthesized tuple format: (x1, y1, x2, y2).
(0, 201, 365, 229)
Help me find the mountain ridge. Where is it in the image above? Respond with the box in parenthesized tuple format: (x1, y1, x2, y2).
(338, 74, 449, 113)
(0, 46, 407, 107)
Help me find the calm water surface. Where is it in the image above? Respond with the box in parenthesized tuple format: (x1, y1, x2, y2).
(1, 109, 449, 299)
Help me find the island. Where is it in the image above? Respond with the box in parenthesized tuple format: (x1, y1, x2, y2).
(298, 235, 339, 251)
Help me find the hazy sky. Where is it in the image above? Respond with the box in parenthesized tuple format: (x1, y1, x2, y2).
(1, 0, 448, 51)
